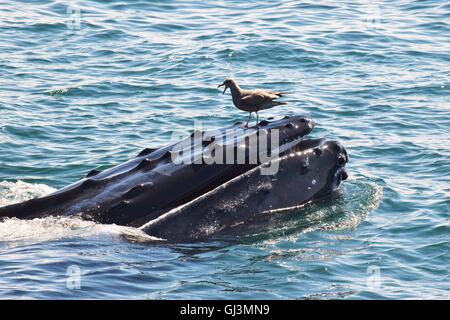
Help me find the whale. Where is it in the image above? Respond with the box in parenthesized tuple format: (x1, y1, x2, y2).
(0, 115, 348, 242)
(141, 138, 348, 242)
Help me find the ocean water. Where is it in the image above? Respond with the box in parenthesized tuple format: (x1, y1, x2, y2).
(0, 0, 449, 299)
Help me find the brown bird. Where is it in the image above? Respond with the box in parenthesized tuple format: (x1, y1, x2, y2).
(218, 78, 288, 127)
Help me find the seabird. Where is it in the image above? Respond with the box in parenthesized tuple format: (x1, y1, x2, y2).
(218, 78, 288, 127)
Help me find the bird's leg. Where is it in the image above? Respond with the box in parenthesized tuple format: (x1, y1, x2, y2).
(243, 112, 252, 128)
(256, 112, 259, 127)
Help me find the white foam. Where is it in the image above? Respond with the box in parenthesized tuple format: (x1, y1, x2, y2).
(0, 180, 162, 244)
(0, 180, 56, 207)
(0, 216, 161, 244)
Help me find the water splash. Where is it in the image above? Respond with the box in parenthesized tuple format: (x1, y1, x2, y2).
(241, 179, 383, 243)
(0, 181, 161, 245)
(0, 216, 160, 245)
(0, 180, 56, 207)
(302, 179, 384, 233)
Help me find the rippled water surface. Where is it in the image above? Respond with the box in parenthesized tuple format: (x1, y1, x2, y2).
(0, 0, 449, 299)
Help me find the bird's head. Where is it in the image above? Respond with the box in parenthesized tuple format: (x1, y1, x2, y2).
(218, 78, 235, 94)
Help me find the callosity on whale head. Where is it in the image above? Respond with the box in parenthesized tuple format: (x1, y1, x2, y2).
(140, 138, 348, 242)
(0, 116, 319, 230)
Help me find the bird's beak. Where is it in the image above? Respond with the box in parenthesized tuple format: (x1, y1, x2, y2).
(218, 83, 228, 94)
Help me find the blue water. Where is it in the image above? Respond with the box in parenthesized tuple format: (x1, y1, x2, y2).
(0, 0, 449, 299)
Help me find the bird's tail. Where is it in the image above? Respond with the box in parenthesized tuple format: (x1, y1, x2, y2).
(277, 92, 291, 97)
(273, 101, 288, 106)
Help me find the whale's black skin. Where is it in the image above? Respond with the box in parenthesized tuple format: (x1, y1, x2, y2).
(141, 138, 348, 242)
(0, 115, 322, 230)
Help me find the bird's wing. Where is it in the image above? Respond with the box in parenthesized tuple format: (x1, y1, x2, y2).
(241, 94, 266, 107)
(249, 89, 288, 98)
(241, 91, 279, 106)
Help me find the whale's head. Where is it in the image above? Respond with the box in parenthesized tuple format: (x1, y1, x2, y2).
(253, 138, 349, 211)
(140, 136, 350, 242)
(231, 115, 316, 160)
(254, 115, 315, 143)
(294, 139, 348, 198)
(239, 138, 349, 238)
